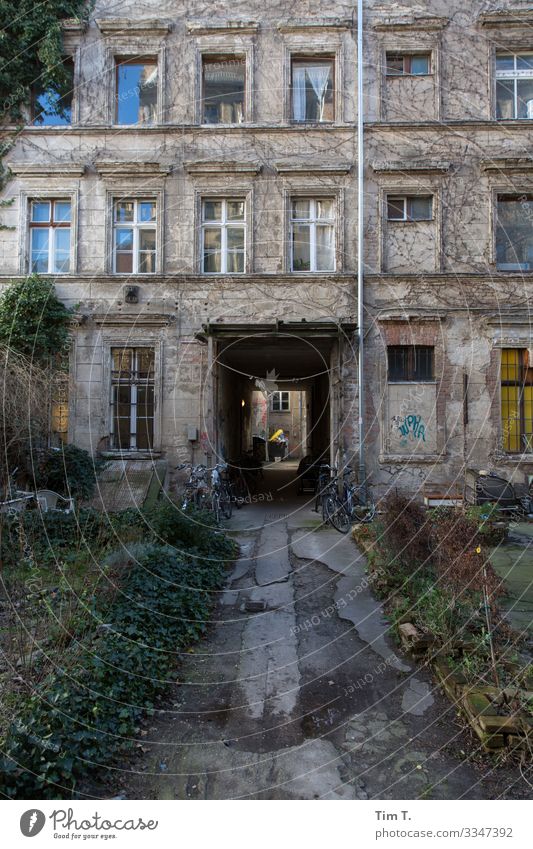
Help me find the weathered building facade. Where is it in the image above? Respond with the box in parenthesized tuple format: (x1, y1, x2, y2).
(1, 0, 533, 500)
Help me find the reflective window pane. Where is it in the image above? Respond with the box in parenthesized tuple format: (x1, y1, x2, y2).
(32, 61, 73, 126)
(387, 197, 405, 220)
(385, 54, 404, 76)
(115, 202, 134, 222)
(203, 251, 221, 273)
(116, 229, 133, 250)
(316, 199, 334, 219)
(496, 79, 515, 119)
(497, 196, 533, 269)
(203, 57, 245, 124)
(316, 225, 335, 270)
(496, 53, 515, 72)
(409, 197, 432, 220)
(227, 200, 245, 220)
(139, 252, 156, 273)
(203, 201, 222, 221)
(410, 55, 430, 75)
(517, 53, 533, 71)
(31, 202, 50, 222)
(139, 201, 156, 222)
(292, 199, 310, 219)
(227, 227, 244, 250)
(116, 60, 158, 125)
(115, 253, 133, 273)
(292, 224, 311, 271)
(54, 201, 71, 222)
(203, 228, 221, 250)
(292, 59, 334, 122)
(139, 229, 156, 251)
(227, 251, 244, 273)
(517, 78, 533, 119)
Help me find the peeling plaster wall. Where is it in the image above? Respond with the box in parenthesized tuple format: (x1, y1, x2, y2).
(1, 0, 533, 497)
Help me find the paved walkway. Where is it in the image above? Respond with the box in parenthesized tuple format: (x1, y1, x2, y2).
(117, 464, 518, 800)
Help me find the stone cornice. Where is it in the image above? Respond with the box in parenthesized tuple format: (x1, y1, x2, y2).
(377, 312, 447, 322)
(8, 162, 86, 177)
(479, 9, 533, 27)
(372, 16, 449, 32)
(91, 312, 176, 327)
(93, 162, 172, 177)
(277, 19, 352, 33)
(186, 20, 259, 35)
(183, 159, 262, 176)
(480, 157, 533, 172)
(96, 18, 172, 37)
(60, 18, 87, 35)
(274, 160, 351, 175)
(372, 160, 451, 175)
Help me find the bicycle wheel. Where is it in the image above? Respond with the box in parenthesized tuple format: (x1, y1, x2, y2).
(220, 486, 233, 519)
(211, 492, 221, 522)
(351, 501, 376, 524)
(326, 496, 351, 533)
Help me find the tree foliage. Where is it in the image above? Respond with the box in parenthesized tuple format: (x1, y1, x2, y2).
(0, 275, 72, 365)
(0, 1, 90, 121)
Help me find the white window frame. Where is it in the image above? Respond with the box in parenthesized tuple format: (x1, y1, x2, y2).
(290, 197, 336, 272)
(271, 391, 290, 412)
(200, 197, 246, 274)
(385, 52, 432, 77)
(386, 195, 433, 222)
(496, 51, 533, 120)
(28, 199, 72, 274)
(112, 198, 157, 275)
(110, 346, 156, 451)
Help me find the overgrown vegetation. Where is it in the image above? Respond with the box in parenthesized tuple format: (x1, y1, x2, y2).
(36, 444, 103, 501)
(353, 494, 525, 694)
(0, 500, 237, 798)
(0, 276, 72, 364)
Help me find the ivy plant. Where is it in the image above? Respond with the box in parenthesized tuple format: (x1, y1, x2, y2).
(0, 275, 72, 364)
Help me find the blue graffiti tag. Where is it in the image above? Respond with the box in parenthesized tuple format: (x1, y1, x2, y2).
(397, 414, 426, 442)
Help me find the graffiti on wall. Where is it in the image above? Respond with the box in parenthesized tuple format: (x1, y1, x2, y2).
(391, 413, 427, 447)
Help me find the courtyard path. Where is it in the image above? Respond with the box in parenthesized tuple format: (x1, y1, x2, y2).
(117, 464, 519, 800)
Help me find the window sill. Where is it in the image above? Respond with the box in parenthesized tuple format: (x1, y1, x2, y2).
(100, 450, 162, 460)
(496, 453, 533, 463)
(379, 453, 446, 464)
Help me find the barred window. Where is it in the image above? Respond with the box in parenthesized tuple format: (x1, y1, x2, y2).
(501, 348, 533, 452)
(388, 346, 434, 382)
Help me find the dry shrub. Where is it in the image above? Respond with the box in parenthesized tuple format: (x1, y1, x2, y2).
(0, 345, 51, 491)
(381, 492, 432, 573)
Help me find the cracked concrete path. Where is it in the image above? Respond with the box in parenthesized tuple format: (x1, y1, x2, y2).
(114, 463, 500, 801)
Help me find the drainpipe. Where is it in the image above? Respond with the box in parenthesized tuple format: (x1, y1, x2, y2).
(357, 0, 367, 500)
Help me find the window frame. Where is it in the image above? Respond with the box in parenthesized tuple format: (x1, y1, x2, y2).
(290, 196, 337, 273)
(28, 198, 73, 275)
(385, 52, 432, 77)
(495, 192, 533, 271)
(290, 54, 335, 123)
(495, 50, 533, 120)
(500, 348, 533, 453)
(386, 195, 434, 222)
(271, 391, 290, 412)
(201, 53, 246, 125)
(196, 44, 254, 125)
(110, 346, 156, 451)
(387, 345, 435, 383)
(200, 197, 246, 275)
(112, 197, 158, 275)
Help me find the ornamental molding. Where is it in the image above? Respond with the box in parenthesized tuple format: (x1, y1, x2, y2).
(183, 159, 262, 176)
(186, 20, 259, 35)
(8, 162, 86, 177)
(277, 19, 352, 33)
(274, 160, 351, 175)
(372, 160, 451, 175)
(480, 157, 533, 172)
(372, 16, 449, 32)
(479, 9, 533, 27)
(94, 162, 172, 177)
(92, 312, 176, 327)
(96, 18, 172, 36)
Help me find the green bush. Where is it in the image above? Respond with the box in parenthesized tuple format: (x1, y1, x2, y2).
(0, 541, 229, 798)
(36, 444, 104, 501)
(0, 276, 72, 365)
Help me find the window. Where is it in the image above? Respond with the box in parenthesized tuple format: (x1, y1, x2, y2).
(271, 391, 290, 412)
(501, 348, 533, 452)
(496, 195, 533, 270)
(29, 200, 71, 273)
(31, 58, 73, 125)
(388, 346, 434, 382)
(202, 56, 245, 124)
(201, 198, 245, 273)
(111, 347, 155, 450)
(496, 52, 533, 120)
(291, 57, 334, 122)
(115, 56, 158, 125)
(387, 196, 433, 221)
(113, 199, 157, 274)
(386, 53, 431, 76)
(291, 198, 335, 272)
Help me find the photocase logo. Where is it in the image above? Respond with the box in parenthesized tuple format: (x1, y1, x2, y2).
(20, 809, 46, 837)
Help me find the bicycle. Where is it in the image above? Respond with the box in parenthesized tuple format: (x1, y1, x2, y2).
(210, 463, 233, 521)
(176, 463, 210, 510)
(314, 464, 375, 533)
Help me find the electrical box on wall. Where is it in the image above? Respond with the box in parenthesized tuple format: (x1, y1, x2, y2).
(187, 425, 198, 442)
